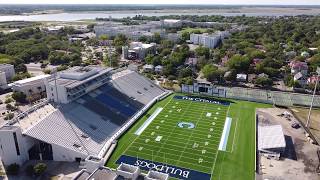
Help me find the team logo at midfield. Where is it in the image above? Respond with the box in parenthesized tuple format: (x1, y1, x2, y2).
(178, 122, 195, 129)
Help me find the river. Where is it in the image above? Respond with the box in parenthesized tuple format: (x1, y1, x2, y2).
(0, 10, 319, 22)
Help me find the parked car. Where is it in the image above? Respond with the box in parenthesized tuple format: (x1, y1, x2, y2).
(291, 122, 301, 129)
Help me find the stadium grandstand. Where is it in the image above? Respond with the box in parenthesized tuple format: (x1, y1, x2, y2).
(0, 66, 168, 167)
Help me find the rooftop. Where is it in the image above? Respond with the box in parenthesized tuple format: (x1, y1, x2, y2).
(3, 102, 56, 132)
(0, 64, 14, 68)
(48, 66, 113, 89)
(87, 167, 118, 180)
(10, 74, 51, 86)
(258, 125, 286, 150)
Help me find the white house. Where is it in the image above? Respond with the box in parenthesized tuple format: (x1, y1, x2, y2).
(154, 65, 163, 73)
(236, 74, 247, 82)
(142, 64, 154, 73)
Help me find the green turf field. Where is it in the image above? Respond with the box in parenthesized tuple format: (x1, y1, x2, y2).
(106, 93, 272, 180)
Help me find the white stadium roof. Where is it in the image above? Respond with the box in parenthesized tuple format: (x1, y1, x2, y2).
(258, 125, 286, 150)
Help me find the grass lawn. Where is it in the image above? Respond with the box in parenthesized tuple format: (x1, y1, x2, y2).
(106, 93, 271, 180)
(179, 27, 210, 34)
(290, 107, 320, 142)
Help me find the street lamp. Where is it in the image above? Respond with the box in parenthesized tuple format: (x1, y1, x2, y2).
(306, 67, 320, 129)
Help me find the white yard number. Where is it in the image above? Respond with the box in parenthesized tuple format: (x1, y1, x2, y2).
(192, 143, 199, 148)
(198, 158, 203, 163)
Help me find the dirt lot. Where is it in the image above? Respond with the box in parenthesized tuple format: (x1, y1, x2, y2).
(257, 108, 319, 180)
(290, 107, 320, 143)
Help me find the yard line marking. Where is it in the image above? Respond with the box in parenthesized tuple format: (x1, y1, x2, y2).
(131, 141, 217, 158)
(127, 146, 216, 162)
(177, 101, 208, 166)
(120, 95, 175, 161)
(154, 99, 194, 161)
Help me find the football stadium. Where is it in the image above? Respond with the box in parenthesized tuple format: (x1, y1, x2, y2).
(106, 94, 271, 180)
(0, 65, 271, 180)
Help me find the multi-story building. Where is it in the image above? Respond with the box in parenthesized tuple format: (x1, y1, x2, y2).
(94, 21, 162, 39)
(10, 74, 51, 96)
(190, 31, 230, 48)
(122, 42, 156, 60)
(45, 66, 113, 104)
(0, 64, 15, 81)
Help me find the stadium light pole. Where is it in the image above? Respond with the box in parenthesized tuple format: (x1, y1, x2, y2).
(306, 67, 320, 129)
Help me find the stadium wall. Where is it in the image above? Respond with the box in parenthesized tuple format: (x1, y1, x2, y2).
(182, 84, 320, 107)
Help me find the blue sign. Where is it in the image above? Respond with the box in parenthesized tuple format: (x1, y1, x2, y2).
(116, 155, 211, 180)
(174, 95, 230, 106)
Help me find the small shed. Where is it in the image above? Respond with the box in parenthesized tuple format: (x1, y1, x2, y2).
(258, 125, 286, 157)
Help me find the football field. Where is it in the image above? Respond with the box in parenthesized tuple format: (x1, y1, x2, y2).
(107, 93, 272, 180)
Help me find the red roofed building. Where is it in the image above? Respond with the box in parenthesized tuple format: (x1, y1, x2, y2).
(289, 61, 308, 75)
(307, 75, 320, 85)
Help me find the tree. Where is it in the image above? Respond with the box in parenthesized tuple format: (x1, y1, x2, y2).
(12, 72, 31, 81)
(6, 163, 20, 175)
(12, 91, 27, 103)
(178, 68, 193, 79)
(138, 35, 148, 43)
(181, 31, 190, 41)
(4, 113, 14, 120)
(152, 32, 161, 44)
(255, 76, 273, 87)
(201, 64, 220, 82)
(99, 34, 109, 41)
(195, 46, 210, 59)
(226, 54, 251, 73)
(103, 52, 119, 67)
(6, 104, 16, 111)
(33, 163, 47, 176)
(144, 54, 154, 65)
(25, 165, 34, 176)
(113, 34, 128, 47)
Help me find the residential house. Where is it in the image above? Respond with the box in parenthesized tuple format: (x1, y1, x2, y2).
(185, 58, 198, 67)
(301, 51, 310, 58)
(236, 74, 247, 82)
(142, 64, 154, 73)
(154, 65, 163, 73)
(307, 75, 320, 85)
(289, 61, 308, 75)
(294, 72, 307, 86)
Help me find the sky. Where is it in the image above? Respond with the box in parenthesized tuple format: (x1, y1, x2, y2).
(0, 0, 320, 5)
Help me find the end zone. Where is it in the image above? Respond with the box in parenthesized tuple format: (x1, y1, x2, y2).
(116, 155, 211, 180)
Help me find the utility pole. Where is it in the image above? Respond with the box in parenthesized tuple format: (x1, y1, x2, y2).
(306, 67, 320, 129)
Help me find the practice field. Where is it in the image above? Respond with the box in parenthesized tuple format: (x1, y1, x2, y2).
(106, 94, 272, 180)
